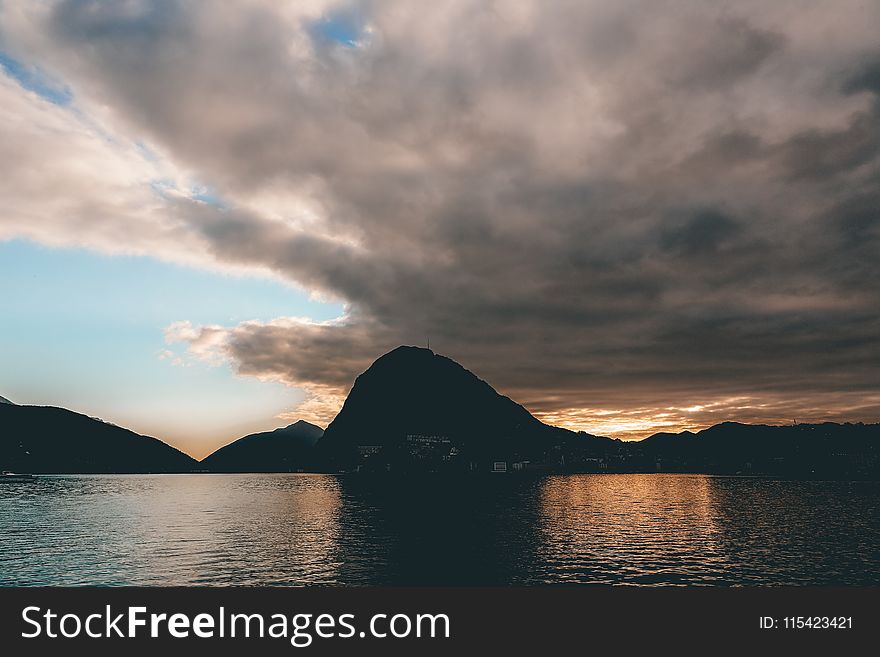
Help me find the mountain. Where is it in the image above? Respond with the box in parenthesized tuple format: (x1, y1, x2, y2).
(635, 422, 880, 477)
(0, 403, 197, 473)
(201, 420, 324, 472)
(316, 346, 614, 471)
(0, 395, 14, 405)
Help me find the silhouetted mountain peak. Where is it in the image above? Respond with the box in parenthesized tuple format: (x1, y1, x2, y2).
(363, 345, 465, 382)
(0, 395, 14, 405)
(705, 421, 750, 430)
(273, 420, 324, 443)
(317, 345, 601, 468)
(286, 419, 323, 430)
(380, 344, 435, 359)
(347, 345, 512, 402)
(200, 419, 325, 472)
(641, 430, 698, 445)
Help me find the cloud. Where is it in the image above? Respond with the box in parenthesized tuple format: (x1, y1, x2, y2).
(3, 1, 880, 435)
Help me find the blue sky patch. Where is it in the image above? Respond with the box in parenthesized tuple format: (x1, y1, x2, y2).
(309, 8, 366, 48)
(190, 184, 227, 209)
(0, 52, 72, 105)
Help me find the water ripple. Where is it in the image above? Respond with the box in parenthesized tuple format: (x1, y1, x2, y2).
(0, 474, 877, 586)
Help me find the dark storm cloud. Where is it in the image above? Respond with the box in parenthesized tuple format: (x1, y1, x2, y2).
(842, 55, 880, 96)
(3, 0, 880, 434)
(659, 210, 743, 257)
(664, 17, 784, 90)
(777, 109, 880, 180)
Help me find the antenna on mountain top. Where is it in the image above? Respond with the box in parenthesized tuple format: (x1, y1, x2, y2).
(426, 335, 431, 350)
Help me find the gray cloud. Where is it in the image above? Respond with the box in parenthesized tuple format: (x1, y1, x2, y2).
(663, 16, 785, 91)
(3, 0, 880, 436)
(842, 56, 880, 96)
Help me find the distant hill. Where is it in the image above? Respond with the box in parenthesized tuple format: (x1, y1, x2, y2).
(317, 345, 613, 471)
(0, 395, 14, 405)
(201, 420, 324, 472)
(0, 403, 197, 473)
(634, 422, 880, 478)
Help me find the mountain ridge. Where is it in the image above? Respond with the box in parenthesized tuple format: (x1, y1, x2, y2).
(2, 346, 878, 476)
(200, 420, 324, 472)
(0, 403, 197, 473)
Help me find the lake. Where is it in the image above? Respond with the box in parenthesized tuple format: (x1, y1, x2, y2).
(1, 473, 877, 586)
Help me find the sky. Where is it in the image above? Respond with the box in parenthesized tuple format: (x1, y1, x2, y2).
(1, 0, 879, 458)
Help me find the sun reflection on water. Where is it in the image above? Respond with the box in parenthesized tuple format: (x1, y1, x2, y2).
(537, 474, 728, 585)
(0, 474, 877, 586)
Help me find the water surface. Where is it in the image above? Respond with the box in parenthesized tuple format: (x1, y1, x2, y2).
(0, 474, 877, 586)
